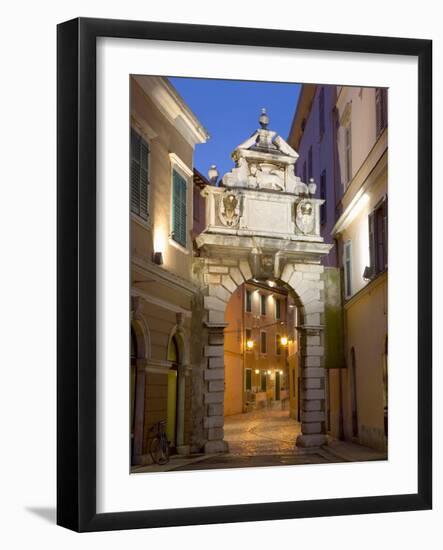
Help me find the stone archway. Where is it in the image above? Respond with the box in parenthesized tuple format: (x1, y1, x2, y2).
(194, 110, 332, 454)
(196, 255, 328, 453)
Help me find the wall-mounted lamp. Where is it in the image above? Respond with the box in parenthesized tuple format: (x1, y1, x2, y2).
(267, 370, 272, 375)
(280, 336, 288, 347)
(153, 251, 164, 265)
(279, 370, 284, 375)
(246, 339, 254, 350)
(254, 369, 260, 374)
(362, 266, 372, 281)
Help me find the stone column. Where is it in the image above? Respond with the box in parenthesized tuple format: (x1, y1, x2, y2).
(296, 328, 327, 447)
(203, 327, 229, 454)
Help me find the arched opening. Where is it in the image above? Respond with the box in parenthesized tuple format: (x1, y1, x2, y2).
(130, 317, 150, 465)
(166, 335, 180, 449)
(350, 347, 359, 438)
(223, 278, 303, 455)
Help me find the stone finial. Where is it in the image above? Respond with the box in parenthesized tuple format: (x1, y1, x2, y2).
(208, 164, 219, 185)
(259, 108, 269, 129)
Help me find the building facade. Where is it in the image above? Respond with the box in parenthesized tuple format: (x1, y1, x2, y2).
(130, 76, 209, 465)
(289, 84, 388, 451)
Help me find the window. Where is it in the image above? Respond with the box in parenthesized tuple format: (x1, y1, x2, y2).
(319, 87, 325, 137)
(171, 169, 187, 247)
(260, 294, 266, 316)
(245, 289, 252, 313)
(276, 334, 281, 356)
(344, 124, 352, 185)
(275, 298, 281, 320)
(130, 128, 149, 220)
(308, 146, 313, 180)
(343, 240, 352, 299)
(368, 198, 388, 277)
(260, 372, 267, 392)
(320, 169, 327, 225)
(375, 88, 388, 136)
(260, 331, 267, 354)
(245, 369, 252, 391)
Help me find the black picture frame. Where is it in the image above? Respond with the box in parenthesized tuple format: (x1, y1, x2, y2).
(57, 17, 432, 532)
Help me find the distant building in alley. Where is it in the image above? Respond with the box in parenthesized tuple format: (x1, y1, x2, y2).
(289, 84, 388, 451)
(224, 281, 300, 420)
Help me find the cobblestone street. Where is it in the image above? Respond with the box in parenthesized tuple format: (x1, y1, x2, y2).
(224, 408, 301, 456)
(132, 407, 387, 473)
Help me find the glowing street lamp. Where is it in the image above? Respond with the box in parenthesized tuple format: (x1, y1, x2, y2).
(280, 336, 288, 347)
(246, 339, 254, 350)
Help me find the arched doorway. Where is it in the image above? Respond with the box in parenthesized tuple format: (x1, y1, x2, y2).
(166, 336, 179, 449)
(130, 313, 151, 465)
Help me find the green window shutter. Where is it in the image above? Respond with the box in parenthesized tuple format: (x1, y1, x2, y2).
(131, 129, 141, 216)
(139, 140, 149, 220)
(172, 169, 187, 247)
(130, 129, 150, 220)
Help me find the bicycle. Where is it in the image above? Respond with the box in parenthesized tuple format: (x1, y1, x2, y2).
(148, 420, 170, 465)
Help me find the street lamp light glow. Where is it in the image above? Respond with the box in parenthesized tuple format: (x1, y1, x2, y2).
(246, 339, 254, 350)
(280, 336, 288, 346)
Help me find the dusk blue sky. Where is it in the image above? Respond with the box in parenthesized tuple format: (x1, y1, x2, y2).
(169, 77, 301, 181)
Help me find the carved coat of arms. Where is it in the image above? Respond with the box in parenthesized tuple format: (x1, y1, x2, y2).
(295, 199, 315, 234)
(219, 191, 241, 227)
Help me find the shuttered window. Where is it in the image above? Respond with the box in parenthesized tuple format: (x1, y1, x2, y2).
(260, 331, 267, 354)
(276, 334, 282, 355)
(260, 294, 266, 316)
(344, 240, 352, 299)
(275, 298, 281, 320)
(245, 290, 252, 312)
(345, 124, 352, 185)
(172, 169, 187, 247)
(260, 372, 267, 392)
(130, 128, 149, 220)
(245, 369, 252, 391)
(368, 198, 388, 278)
(375, 88, 388, 137)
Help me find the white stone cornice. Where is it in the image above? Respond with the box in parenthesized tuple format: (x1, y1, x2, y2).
(133, 76, 209, 146)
